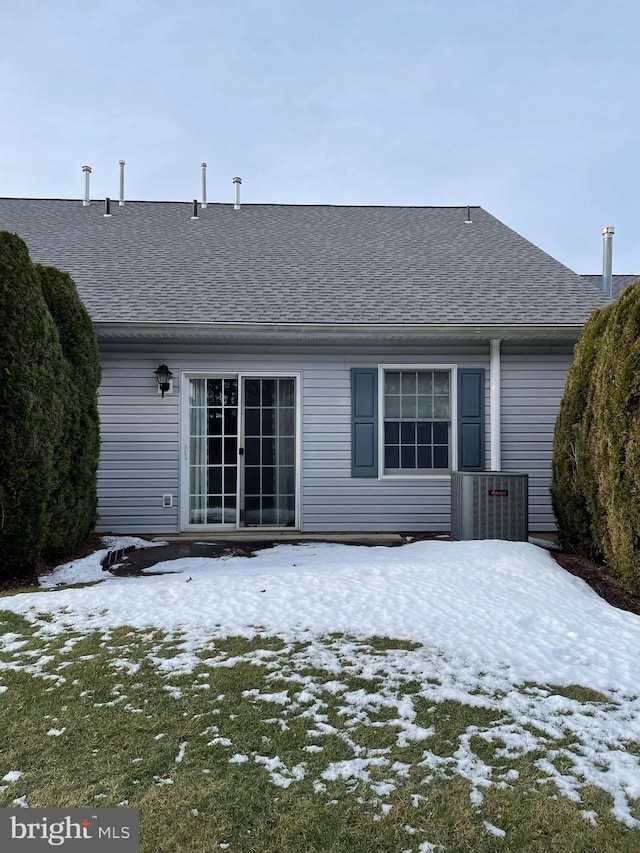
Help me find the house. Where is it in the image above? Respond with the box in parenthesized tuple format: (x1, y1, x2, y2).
(0, 195, 611, 535)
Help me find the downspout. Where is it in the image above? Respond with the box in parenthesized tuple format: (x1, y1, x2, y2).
(490, 338, 501, 471)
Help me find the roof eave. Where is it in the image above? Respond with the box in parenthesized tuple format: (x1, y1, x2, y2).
(94, 320, 586, 344)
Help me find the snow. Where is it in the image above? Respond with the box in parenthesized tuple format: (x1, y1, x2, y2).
(2, 538, 640, 831)
(38, 536, 165, 588)
(2, 771, 22, 782)
(12, 540, 638, 695)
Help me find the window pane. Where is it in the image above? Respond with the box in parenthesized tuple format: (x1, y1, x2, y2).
(279, 408, 295, 436)
(417, 395, 432, 418)
(416, 422, 431, 444)
(401, 396, 416, 419)
(401, 446, 416, 468)
(262, 467, 276, 495)
(385, 445, 399, 468)
(261, 409, 276, 436)
(244, 379, 260, 407)
(402, 372, 416, 394)
(207, 467, 222, 495)
(278, 466, 295, 494)
(401, 422, 415, 444)
(262, 437, 275, 465)
(224, 466, 237, 492)
(245, 467, 260, 495)
(190, 379, 206, 407)
(433, 446, 449, 469)
(224, 379, 238, 406)
(207, 379, 222, 406)
(245, 408, 260, 436)
(224, 437, 237, 464)
(223, 407, 237, 435)
(434, 372, 449, 394)
(433, 396, 450, 418)
(385, 371, 401, 394)
(208, 409, 222, 436)
(245, 437, 260, 465)
(417, 372, 432, 394)
(385, 421, 399, 444)
(278, 437, 295, 465)
(261, 381, 276, 406)
(417, 446, 432, 468)
(385, 395, 400, 418)
(207, 437, 222, 465)
(278, 379, 295, 407)
(433, 422, 448, 444)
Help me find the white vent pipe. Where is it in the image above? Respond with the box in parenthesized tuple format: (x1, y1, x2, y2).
(82, 165, 92, 205)
(119, 160, 125, 206)
(233, 176, 242, 210)
(602, 226, 614, 298)
(201, 163, 207, 208)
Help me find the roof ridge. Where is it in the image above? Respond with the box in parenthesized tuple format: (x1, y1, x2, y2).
(0, 197, 482, 210)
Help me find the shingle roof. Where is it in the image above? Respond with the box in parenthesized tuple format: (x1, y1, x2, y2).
(0, 198, 608, 326)
(581, 274, 640, 300)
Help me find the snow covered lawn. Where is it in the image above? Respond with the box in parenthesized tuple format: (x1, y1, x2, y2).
(0, 539, 639, 851)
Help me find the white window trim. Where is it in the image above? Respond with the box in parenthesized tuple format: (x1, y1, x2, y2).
(377, 364, 458, 480)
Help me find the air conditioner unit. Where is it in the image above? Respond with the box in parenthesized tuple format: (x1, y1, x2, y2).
(450, 472, 529, 541)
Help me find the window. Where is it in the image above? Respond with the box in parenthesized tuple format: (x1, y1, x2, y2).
(383, 369, 451, 473)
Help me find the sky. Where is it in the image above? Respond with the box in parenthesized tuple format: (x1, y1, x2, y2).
(1, 0, 639, 274)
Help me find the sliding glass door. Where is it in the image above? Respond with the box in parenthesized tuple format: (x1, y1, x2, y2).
(184, 375, 297, 529)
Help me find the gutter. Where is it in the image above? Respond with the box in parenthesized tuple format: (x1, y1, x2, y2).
(93, 321, 587, 344)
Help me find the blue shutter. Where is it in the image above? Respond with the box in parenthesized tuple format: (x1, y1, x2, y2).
(351, 368, 378, 477)
(457, 368, 485, 471)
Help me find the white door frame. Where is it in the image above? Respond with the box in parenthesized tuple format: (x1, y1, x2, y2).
(180, 371, 301, 532)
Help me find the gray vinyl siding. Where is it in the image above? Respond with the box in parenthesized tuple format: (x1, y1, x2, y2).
(96, 341, 570, 535)
(500, 346, 574, 531)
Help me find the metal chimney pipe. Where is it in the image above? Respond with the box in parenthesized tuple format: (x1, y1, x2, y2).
(233, 176, 242, 210)
(82, 165, 92, 206)
(104, 197, 112, 217)
(465, 205, 472, 224)
(191, 199, 199, 220)
(118, 160, 125, 206)
(602, 226, 614, 298)
(201, 162, 207, 208)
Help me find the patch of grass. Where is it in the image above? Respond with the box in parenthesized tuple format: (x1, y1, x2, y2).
(0, 623, 639, 852)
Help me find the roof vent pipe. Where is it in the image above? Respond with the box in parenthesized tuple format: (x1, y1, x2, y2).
(191, 199, 199, 220)
(104, 197, 112, 217)
(82, 165, 92, 206)
(602, 226, 614, 298)
(465, 205, 472, 224)
(201, 162, 207, 208)
(233, 176, 242, 210)
(118, 160, 125, 206)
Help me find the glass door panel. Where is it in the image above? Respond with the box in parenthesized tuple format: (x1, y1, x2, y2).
(188, 378, 238, 525)
(242, 377, 295, 527)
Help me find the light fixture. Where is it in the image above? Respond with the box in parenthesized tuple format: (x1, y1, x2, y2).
(154, 364, 173, 397)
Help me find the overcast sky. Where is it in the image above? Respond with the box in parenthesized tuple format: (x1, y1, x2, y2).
(2, 0, 638, 274)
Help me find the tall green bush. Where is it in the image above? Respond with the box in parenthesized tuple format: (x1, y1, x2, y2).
(552, 280, 640, 593)
(0, 233, 66, 579)
(587, 283, 640, 592)
(37, 265, 101, 559)
(550, 305, 613, 557)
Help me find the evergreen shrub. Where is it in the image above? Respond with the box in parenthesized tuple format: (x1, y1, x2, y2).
(0, 233, 65, 579)
(37, 265, 101, 558)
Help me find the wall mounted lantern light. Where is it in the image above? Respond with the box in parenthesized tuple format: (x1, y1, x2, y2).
(154, 364, 173, 397)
